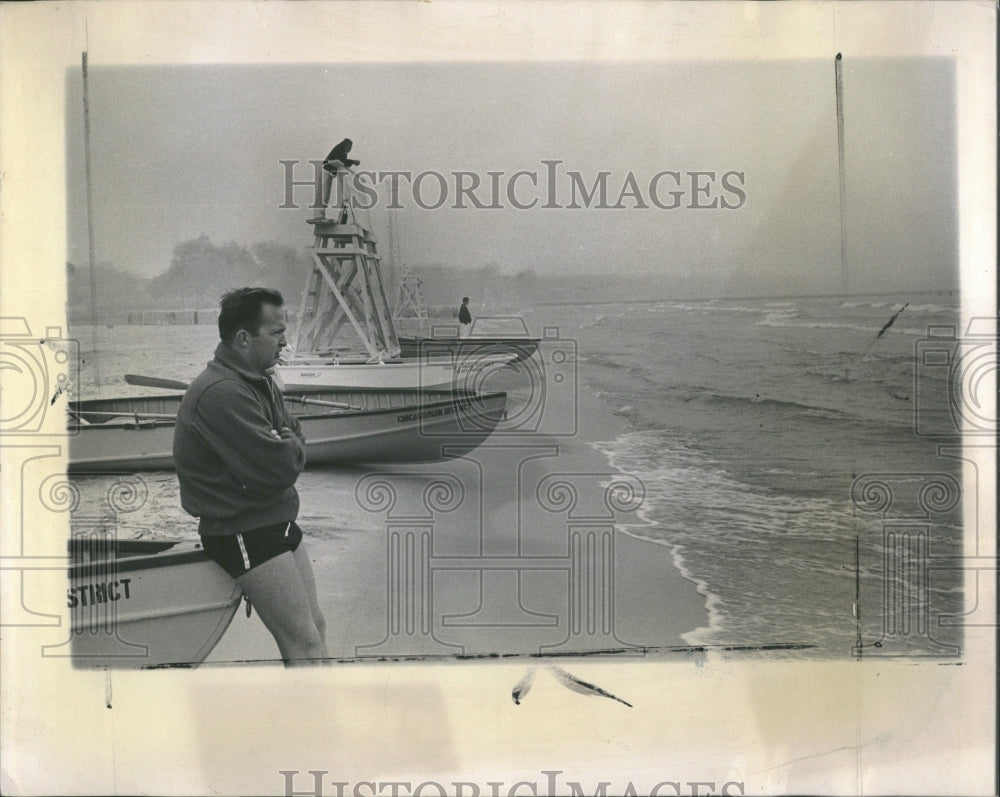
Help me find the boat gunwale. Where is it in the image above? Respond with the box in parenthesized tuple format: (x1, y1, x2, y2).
(68, 541, 213, 577)
(281, 351, 522, 365)
(398, 335, 541, 344)
(69, 389, 508, 428)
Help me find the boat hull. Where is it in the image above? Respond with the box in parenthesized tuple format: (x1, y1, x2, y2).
(67, 538, 241, 669)
(68, 388, 507, 472)
(275, 352, 517, 391)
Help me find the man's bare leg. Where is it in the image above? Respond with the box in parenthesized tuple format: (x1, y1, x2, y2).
(237, 551, 328, 666)
(292, 542, 327, 645)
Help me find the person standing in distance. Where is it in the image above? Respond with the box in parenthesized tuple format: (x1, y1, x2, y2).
(458, 296, 473, 338)
(173, 287, 327, 666)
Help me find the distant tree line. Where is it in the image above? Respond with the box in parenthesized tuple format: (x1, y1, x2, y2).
(71, 233, 760, 324)
(67, 235, 310, 319)
(148, 235, 306, 305)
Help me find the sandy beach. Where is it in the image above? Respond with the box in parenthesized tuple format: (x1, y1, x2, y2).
(206, 362, 708, 666)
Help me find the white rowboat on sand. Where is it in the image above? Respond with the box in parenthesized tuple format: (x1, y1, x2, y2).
(68, 387, 508, 472)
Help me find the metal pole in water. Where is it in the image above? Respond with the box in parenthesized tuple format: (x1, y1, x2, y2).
(834, 53, 848, 296)
(83, 50, 101, 386)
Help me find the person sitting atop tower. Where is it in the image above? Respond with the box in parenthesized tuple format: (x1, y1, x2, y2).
(314, 138, 361, 222)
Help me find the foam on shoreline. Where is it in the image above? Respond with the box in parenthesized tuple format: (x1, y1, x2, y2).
(208, 356, 710, 665)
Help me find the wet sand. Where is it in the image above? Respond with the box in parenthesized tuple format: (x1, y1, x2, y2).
(207, 362, 708, 665)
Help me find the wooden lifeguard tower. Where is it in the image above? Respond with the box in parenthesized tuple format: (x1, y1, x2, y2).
(392, 264, 430, 327)
(293, 191, 399, 359)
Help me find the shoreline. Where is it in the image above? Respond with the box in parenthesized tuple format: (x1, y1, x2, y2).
(207, 355, 709, 665)
(587, 432, 724, 651)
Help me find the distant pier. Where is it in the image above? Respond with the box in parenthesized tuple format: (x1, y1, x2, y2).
(124, 309, 220, 325)
(68, 308, 295, 326)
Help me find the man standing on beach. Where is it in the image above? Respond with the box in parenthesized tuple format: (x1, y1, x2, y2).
(173, 287, 327, 666)
(458, 296, 473, 338)
(313, 137, 361, 223)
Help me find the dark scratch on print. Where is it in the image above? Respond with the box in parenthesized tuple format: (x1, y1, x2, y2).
(745, 740, 881, 777)
(511, 667, 536, 704)
(50, 381, 69, 405)
(134, 642, 816, 671)
(512, 665, 633, 708)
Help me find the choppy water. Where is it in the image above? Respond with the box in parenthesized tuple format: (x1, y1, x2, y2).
(521, 293, 967, 658)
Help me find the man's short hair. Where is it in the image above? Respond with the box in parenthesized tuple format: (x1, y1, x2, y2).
(218, 287, 284, 343)
(462, 297, 469, 303)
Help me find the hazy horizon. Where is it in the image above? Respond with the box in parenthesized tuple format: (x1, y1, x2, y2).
(66, 57, 958, 297)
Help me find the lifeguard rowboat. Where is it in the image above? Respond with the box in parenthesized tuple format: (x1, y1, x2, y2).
(68, 536, 241, 669)
(274, 352, 518, 391)
(397, 336, 540, 364)
(68, 387, 507, 472)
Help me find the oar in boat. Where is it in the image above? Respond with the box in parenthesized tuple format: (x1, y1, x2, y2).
(283, 395, 365, 412)
(123, 374, 362, 411)
(68, 408, 176, 422)
(124, 374, 189, 391)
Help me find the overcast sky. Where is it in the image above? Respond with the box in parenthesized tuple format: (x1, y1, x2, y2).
(65, 45, 958, 296)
